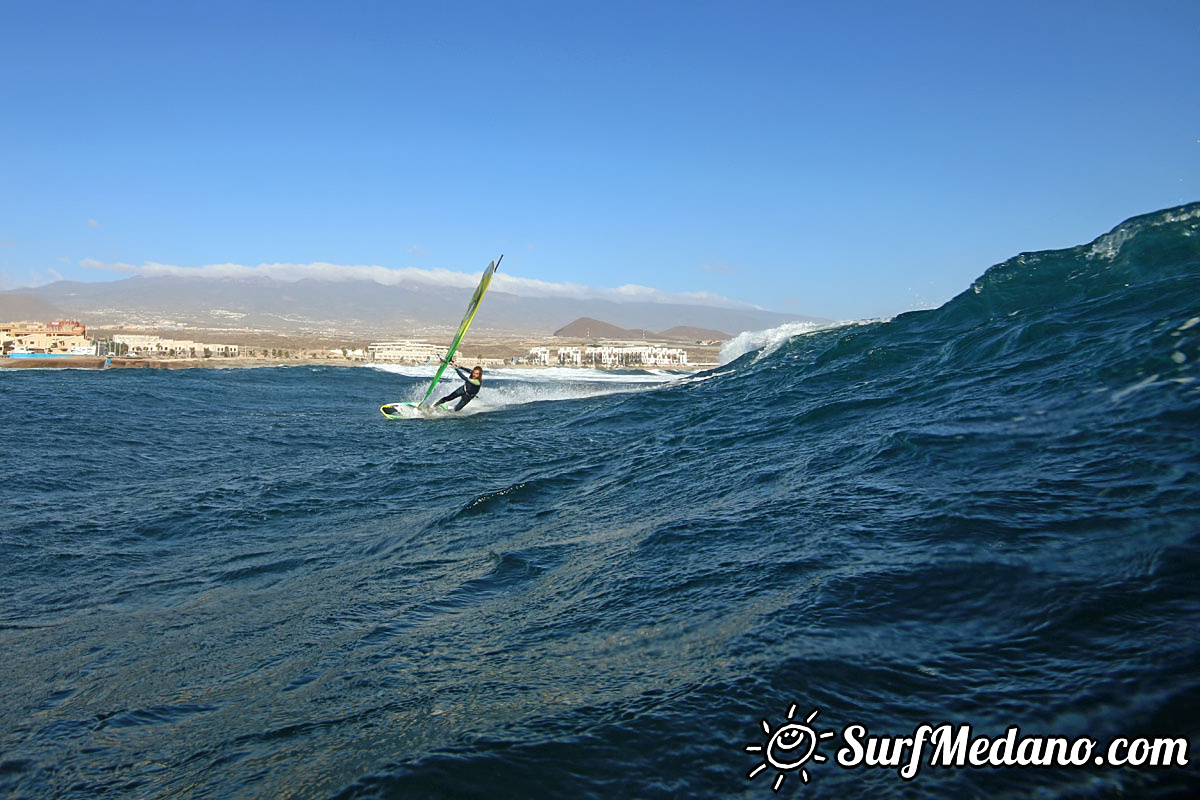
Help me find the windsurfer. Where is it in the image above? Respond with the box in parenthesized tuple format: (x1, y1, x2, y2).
(435, 362, 483, 411)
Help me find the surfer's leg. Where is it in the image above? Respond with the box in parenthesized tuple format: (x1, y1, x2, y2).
(437, 388, 464, 407)
(453, 395, 472, 412)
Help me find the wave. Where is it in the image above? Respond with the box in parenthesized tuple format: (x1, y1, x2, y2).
(720, 202, 1200, 378)
(718, 319, 847, 364)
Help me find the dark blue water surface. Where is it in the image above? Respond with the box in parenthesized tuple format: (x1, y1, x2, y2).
(3, 204, 1199, 799)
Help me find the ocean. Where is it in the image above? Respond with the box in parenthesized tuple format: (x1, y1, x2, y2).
(2, 203, 1198, 799)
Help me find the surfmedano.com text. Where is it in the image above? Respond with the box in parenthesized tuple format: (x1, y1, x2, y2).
(837, 723, 1189, 780)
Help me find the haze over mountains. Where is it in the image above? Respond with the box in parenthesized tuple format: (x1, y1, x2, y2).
(0, 293, 61, 323)
(552, 317, 730, 342)
(3, 276, 824, 338)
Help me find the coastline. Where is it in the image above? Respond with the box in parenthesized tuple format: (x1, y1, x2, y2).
(0, 356, 712, 371)
(3, 326, 725, 371)
(0, 356, 358, 370)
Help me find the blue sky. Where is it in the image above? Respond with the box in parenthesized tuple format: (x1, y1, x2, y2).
(1, 0, 1197, 320)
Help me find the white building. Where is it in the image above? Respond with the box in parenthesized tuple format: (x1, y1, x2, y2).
(114, 335, 238, 357)
(369, 341, 441, 363)
(583, 345, 688, 367)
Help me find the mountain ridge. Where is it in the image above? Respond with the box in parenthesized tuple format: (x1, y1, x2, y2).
(3, 276, 828, 337)
(553, 317, 730, 342)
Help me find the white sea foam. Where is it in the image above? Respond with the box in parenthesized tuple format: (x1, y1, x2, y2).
(367, 363, 683, 384)
(370, 363, 684, 416)
(1086, 205, 1200, 261)
(718, 320, 859, 365)
(1086, 227, 1135, 261)
(470, 381, 652, 412)
(1110, 373, 1161, 403)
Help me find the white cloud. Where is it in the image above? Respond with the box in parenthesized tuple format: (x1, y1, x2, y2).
(79, 258, 752, 308)
(87, 219, 101, 229)
(407, 245, 429, 257)
(0, 240, 12, 248)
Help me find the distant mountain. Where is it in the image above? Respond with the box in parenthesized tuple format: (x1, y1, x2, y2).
(7, 276, 827, 337)
(0, 293, 64, 323)
(657, 325, 731, 342)
(553, 317, 732, 342)
(554, 317, 641, 339)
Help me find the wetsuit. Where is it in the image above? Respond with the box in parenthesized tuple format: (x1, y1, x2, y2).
(436, 366, 482, 411)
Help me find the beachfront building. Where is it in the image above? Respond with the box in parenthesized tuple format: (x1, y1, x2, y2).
(583, 345, 689, 368)
(1, 320, 93, 355)
(327, 348, 367, 360)
(556, 347, 582, 366)
(528, 347, 551, 366)
(369, 340, 442, 364)
(649, 347, 688, 366)
(465, 357, 506, 367)
(113, 334, 239, 357)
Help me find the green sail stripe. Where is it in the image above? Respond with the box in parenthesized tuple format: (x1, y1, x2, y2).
(418, 256, 501, 406)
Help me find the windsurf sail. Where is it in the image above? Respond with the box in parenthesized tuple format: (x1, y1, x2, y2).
(417, 255, 503, 407)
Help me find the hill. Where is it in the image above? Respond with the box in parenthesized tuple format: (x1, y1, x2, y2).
(656, 325, 730, 342)
(7, 277, 827, 338)
(0, 293, 64, 323)
(553, 317, 732, 342)
(553, 317, 642, 339)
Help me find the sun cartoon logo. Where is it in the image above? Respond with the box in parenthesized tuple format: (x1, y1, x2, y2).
(746, 704, 836, 791)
